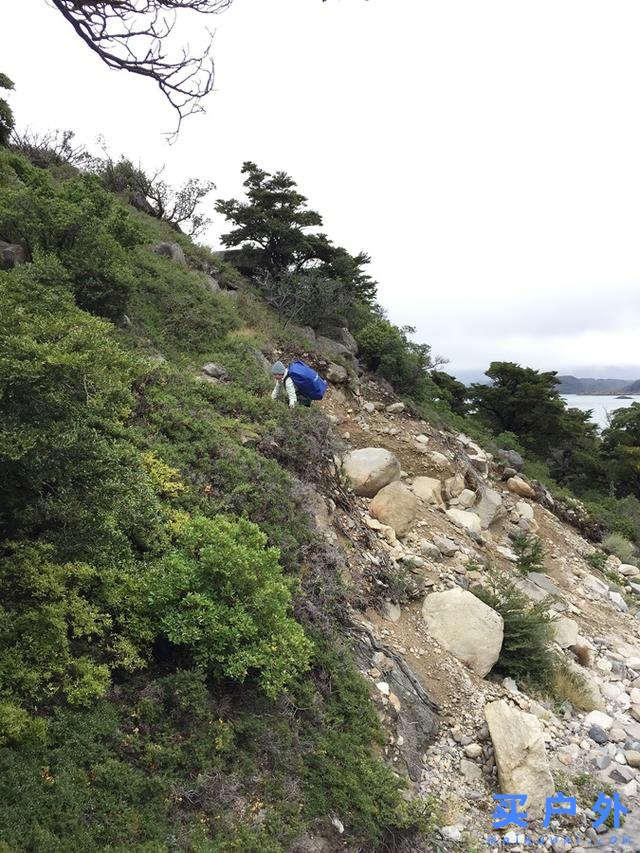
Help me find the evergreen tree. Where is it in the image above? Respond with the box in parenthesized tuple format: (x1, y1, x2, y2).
(0, 73, 14, 146)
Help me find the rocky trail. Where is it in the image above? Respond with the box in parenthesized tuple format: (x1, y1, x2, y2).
(296, 363, 640, 852)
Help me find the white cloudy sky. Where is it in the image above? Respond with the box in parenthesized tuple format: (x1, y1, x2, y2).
(4, 0, 640, 377)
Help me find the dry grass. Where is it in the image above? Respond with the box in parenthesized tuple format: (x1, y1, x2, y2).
(572, 643, 592, 668)
(551, 659, 597, 711)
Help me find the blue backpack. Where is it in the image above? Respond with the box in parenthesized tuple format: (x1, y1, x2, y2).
(286, 361, 328, 400)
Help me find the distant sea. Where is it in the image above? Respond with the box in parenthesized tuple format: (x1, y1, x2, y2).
(561, 394, 640, 430)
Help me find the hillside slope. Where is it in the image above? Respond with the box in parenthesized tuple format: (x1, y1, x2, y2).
(3, 146, 640, 852)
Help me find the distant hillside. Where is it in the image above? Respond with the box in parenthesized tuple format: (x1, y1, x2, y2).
(626, 379, 640, 394)
(557, 375, 632, 394)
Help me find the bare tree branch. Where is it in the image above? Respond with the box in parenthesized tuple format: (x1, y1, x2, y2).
(49, 0, 233, 134)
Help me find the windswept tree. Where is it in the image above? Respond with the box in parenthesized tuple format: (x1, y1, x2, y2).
(216, 161, 377, 327)
(49, 0, 233, 131)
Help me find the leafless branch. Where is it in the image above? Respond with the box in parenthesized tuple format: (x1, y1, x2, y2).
(49, 0, 234, 134)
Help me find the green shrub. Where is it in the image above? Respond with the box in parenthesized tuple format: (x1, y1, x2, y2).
(473, 572, 555, 688)
(603, 532, 636, 564)
(585, 551, 607, 571)
(356, 317, 436, 398)
(495, 431, 526, 454)
(0, 150, 142, 318)
(147, 515, 313, 697)
(0, 259, 167, 562)
(512, 533, 545, 575)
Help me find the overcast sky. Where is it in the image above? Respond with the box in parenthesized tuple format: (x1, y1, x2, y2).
(4, 0, 640, 377)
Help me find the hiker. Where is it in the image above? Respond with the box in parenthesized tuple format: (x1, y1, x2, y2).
(270, 360, 328, 409)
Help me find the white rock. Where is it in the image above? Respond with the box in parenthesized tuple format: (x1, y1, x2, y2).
(422, 588, 503, 677)
(619, 563, 639, 577)
(496, 546, 518, 562)
(583, 711, 613, 731)
(516, 500, 534, 521)
(385, 402, 405, 414)
(609, 591, 628, 612)
(429, 451, 450, 469)
(445, 508, 482, 535)
(485, 699, 554, 818)
(444, 472, 466, 498)
(370, 481, 420, 537)
(342, 448, 401, 497)
(458, 488, 477, 508)
(376, 681, 390, 696)
(411, 476, 444, 506)
(474, 487, 505, 529)
(551, 617, 579, 649)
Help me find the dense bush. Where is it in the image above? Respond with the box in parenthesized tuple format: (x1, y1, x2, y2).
(602, 532, 637, 564)
(0, 72, 14, 146)
(0, 258, 165, 562)
(147, 515, 313, 697)
(356, 317, 437, 398)
(0, 150, 142, 318)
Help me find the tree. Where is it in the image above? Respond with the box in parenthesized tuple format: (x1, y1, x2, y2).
(430, 370, 468, 416)
(0, 73, 14, 147)
(50, 0, 233, 132)
(216, 161, 377, 325)
(98, 155, 215, 236)
(470, 362, 568, 457)
(602, 403, 640, 497)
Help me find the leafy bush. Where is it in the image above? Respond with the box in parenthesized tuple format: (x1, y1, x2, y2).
(356, 317, 436, 397)
(473, 572, 555, 688)
(0, 258, 167, 563)
(495, 431, 526, 454)
(603, 532, 636, 564)
(0, 150, 142, 318)
(147, 515, 313, 697)
(585, 551, 607, 571)
(512, 533, 545, 575)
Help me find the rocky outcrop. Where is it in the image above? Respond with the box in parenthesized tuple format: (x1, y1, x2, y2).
(370, 481, 419, 537)
(326, 362, 348, 384)
(342, 448, 401, 497)
(0, 240, 26, 269)
(152, 241, 187, 265)
(485, 699, 554, 818)
(550, 616, 579, 648)
(422, 588, 503, 676)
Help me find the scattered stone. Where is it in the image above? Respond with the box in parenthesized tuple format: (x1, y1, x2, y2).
(464, 743, 483, 759)
(341, 448, 401, 497)
(474, 488, 505, 529)
(445, 508, 482, 535)
(625, 750, 640, 768)
(201, 362, 228, 380)
(419, 541, 443, 561)
(385, 402, 405, 414)
(422, 587, 503, 677)
(411, 476, 444, 506)
(460, 757, 482, 783)
(584, 710, 613, 731)
(485, 699, 554, 817)
(429, 451, 450, 469)
(152, 241, 187, 265)
(551, 617, 579, 649)
(326, 362, 348, 384)
(432, 535, 459, 557)
(370, 481, 419, 537)
(609, 591, 628, 612)
(458, 488, 476, 508)
(439, 826, 462, 842)
(363, 401, 376, 413)
(506, 476, 536, 499)
(444, 473, 466, 499)
(382, 601, 402, 623)
(516, 500, 534, 521)
(588, 725, 608, 745)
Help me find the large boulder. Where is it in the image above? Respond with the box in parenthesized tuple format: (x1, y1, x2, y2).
(422, 588, 503, 676)
(497, 449, 524, 470)
(370, 481, 419, 537)
(152, 241, 187, 265)
(411, 476, 444, 506)
(0, 240, 26, 269)
(316, 334, 356, 363)
(485, 699, 554, 818)
(507, 477, 536, 499)
(445, 507, 482, 535)
(474, 487, 505, 529)
(342, 448, 401, 497)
